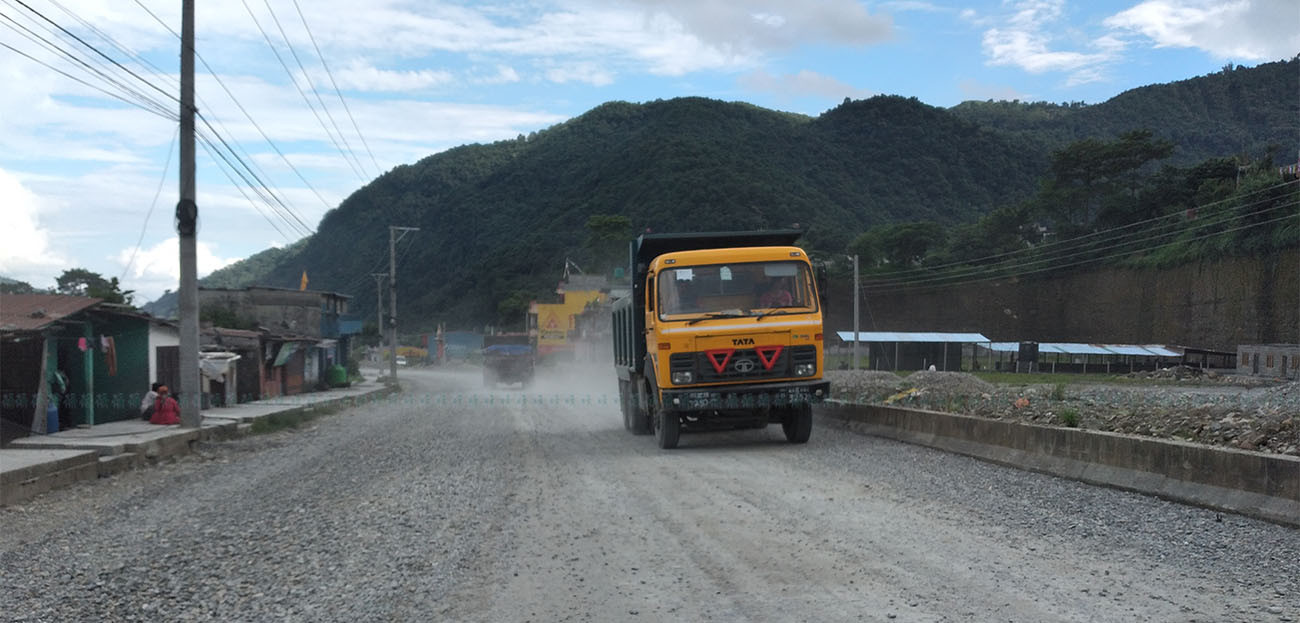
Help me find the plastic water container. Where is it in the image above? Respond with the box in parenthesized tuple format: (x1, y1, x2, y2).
(45, 403, 59, 434)
(327, 365, 348, 387)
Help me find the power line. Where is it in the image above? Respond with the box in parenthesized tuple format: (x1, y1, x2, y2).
(0, 9, 175, 118)
(8, 0, 177, 105)
(291, 0, 381, 174)
(131, 0, 335, 212)
(866, 178, 1300, 284)
(196, 132, 292, 240)
(863, 201, 1300, 295)
(261, 0, 368, 178)
(864, 195, 1299, 292)
(47, 0, 177, 90)
(197, 112, 314, 237)
(863, 184, 1300, 288)
(238, 0, 366, 181)
(0, 38, 173, 119)
(121, 125, 180, 281)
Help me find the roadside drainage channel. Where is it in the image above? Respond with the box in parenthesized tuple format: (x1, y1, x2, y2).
(816, 400, 1299, 529)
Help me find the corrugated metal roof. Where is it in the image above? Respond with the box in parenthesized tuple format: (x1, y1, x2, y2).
(1142, 345, 1183, 357)
(1097, 344, 1154, 356)
(0, 293, 101, 332)
(986, 342, 1181, 357)
(837, 331, 990, 343)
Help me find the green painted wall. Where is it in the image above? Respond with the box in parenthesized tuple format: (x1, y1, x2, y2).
(90, 315, 150, 423)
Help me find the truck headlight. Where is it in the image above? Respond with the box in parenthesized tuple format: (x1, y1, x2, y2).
(794, 363, 816, 377)
(672, 371, 693, 385)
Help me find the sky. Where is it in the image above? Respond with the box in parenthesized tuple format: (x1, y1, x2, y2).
(0, 0, 1296, 303)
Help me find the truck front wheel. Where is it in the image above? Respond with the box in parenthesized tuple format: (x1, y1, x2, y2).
(655, 408, 680, 449)
(782, 404, 812, 444)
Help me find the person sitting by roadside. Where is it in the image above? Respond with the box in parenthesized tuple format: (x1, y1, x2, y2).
(140, 382, 161, 421)
(150, 385, 181, 425)
(758, 278, 793, 308)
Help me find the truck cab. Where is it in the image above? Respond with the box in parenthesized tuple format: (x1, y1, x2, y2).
(612, 231, 829, 448)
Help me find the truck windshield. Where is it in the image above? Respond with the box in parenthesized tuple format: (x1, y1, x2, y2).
(658, 260, 816, 321)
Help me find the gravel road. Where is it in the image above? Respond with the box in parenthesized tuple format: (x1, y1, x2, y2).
(2, 366, 1296, 622)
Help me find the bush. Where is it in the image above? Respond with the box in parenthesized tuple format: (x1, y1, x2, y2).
(1059, 408, 1080, 428)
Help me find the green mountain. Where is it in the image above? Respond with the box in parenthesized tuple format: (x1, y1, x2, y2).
(200, 58, 1297, 330)
(949, 58, 1298, 165)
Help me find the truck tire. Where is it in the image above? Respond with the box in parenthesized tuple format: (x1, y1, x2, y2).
(630, 378, 652, 435)
(619, 380, 633, 431)
(782, 404, 812, 444)
(655, 408, 680, 449)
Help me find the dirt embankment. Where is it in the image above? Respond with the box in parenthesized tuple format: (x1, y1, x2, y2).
(825, 369, 1300, 456)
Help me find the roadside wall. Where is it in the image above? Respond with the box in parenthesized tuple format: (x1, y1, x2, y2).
(826, 249, 1300, 350)
(817, 402, 1300, 528)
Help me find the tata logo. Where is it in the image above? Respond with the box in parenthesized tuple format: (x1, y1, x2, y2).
(733, 358, 756, 373)
(731, 338, 755, 346)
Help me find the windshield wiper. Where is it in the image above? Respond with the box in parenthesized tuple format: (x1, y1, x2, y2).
(686, 312, 749, 326)
(755, 306, 806, 321)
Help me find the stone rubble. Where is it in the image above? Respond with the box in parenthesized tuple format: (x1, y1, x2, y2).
(825, 369, 1300, 456)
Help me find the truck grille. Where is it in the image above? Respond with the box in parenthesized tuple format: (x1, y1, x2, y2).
(669, 345, 816, 384)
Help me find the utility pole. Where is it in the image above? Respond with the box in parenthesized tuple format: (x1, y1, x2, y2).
(388, 226, 419, 383)
(177, 0, 200, 428)
(371, 273, 385, 365)
(852, 254, 860, 371)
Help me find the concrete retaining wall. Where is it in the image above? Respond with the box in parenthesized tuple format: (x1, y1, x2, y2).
(817, 401, 1300, 528)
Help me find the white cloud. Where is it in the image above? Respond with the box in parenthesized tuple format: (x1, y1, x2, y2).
(114, 237, 239, 300)
(317, 62, 455, 92)
(1105, 0, 1300, 61)
(473, 65, 521, 85)
(980, 0, 1121, 83)
(544, 62, 616, 85)
(0, 169, 70, 286)
(738, 69, 874, 100)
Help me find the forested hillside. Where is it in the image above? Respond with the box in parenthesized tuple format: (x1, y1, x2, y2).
(949, 59, 1297, 165)
(185, 58, 1297, 330)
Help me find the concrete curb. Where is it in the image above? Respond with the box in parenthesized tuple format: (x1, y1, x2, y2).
(0, 450, 100, 506)
(816, 401, 1300, 528)
(1, 383, 397, 507)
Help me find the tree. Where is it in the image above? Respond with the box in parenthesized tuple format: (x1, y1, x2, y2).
(496, 289, 534, 329)
(55, 268, 134, 305)
(846, 230, 880, 268)
(1038, 130, 1174, 233)
(0, 278, 36, 294)
(583, 214, 632, 275)
(876, 221, 947, 267)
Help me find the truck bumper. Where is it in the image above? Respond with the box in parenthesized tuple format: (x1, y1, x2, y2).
(660, 379, 830, 413)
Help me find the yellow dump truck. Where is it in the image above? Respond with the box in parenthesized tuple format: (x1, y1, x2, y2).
(612, 231, 829, 449)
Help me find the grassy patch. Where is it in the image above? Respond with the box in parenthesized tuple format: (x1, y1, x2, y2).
(1059, 408, 1080, 428)
(1050, 383, 1067, 401)
(247, 402, 349, 435)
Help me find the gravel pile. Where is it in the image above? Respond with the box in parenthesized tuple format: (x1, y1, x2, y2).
(1125, 365, 1284, 388)
(828, 370, 1300, 456)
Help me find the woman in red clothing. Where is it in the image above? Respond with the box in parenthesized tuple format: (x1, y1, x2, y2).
(150, 385, 181, 425)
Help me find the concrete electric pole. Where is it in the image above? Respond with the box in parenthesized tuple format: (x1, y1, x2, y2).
(852, 253, 860, 371)
(371, 272, 386, 333)
(177, 0, 201, 428)
(388, 226, 419, 383)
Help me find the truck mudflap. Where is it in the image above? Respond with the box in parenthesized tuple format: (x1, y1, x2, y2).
(660, 379, 830, 412)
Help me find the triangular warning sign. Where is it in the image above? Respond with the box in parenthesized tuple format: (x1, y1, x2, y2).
(755, 345, 783, 370)
(705, 349, 734, 374)
(545, 314, 559, 329)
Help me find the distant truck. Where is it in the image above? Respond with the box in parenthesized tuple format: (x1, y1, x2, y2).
(482, 334, 534, 388)
(612, 230, 830, 449)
